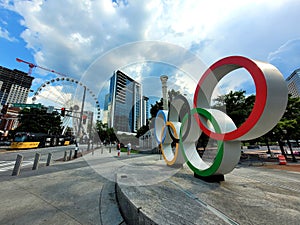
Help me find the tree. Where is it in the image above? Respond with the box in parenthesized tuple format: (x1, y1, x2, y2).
(15, 107, 62, 134)
(150, 98, 164, 118)
(213, 90, 258, 147)
(279, 95, 300, 141)
(213, 90, 254, 127)
(96, 120, 108, 143)
(213, 91, 300, 161)
(213, 90, 255, 129)
(95, 120, 117, 144)
(136, 121, 150, 138)
(267, 95, 300, 161)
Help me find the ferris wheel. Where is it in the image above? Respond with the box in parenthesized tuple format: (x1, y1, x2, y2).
(31, 77, 101, 136)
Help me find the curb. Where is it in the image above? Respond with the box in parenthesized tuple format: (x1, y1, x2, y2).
(116, 183, 157, 225)
(100, 181, 126, 225)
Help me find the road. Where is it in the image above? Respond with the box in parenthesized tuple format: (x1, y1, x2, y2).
(0, 143, 88, 174)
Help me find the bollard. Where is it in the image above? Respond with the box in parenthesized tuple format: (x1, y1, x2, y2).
(63, 151, 68, 161)
(12, 154, 23, 176)
(32, 153, 41, 170)
(74, 146, 78, 158)
(46, 153, 52, 166)
(74, 150, 78, 158)
(69, 150, 73, 160)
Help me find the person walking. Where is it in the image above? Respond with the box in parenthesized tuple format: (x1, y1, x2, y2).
(117, 142, 121, 157)
(127, 142, 131, 155)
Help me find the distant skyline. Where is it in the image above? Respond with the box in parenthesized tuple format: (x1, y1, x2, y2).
(1, 0, 300, 109)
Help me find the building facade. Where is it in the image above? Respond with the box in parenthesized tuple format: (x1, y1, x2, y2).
(286, 69, 300, 98)
(0, 66, 34, 105)
(0, 66, 34, 138)
(108, 70, 148, 133)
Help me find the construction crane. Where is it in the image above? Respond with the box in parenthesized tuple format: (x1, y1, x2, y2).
(16, 58, 67, 77)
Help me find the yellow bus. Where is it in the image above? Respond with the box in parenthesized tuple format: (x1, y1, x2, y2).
(10, 132, 72, 149)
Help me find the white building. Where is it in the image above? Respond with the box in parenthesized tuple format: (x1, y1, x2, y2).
(0, 66, 34, 105)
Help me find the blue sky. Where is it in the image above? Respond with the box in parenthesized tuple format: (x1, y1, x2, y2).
(1, 0, 300, 109)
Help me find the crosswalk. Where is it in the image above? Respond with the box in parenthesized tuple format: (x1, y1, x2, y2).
(0, 160, 33, 172)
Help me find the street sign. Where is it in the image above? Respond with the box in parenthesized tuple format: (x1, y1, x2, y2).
(12, 103, 42, 108)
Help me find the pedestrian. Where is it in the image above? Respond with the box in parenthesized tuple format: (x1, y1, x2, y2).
(117, 142, 121, 157)
(74, 139, 79, 158)
(127, 142, 131, 155)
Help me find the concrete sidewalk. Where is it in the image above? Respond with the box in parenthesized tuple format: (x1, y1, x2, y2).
(116, 160, 300, 225)
(1, 147, 300, 225)
(81, 148, 300, 224)
(0, 152, 125, 225)
(0, 147, 159, 225)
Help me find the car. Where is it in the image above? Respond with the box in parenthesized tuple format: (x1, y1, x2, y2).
(0, 141, 11, 146)
(247, 145, 261, 149)
(293, 151, 300, 156)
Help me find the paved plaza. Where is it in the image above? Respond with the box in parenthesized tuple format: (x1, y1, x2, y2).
(0, 148, 300, 225)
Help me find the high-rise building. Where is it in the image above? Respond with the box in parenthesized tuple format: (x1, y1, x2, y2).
(0, 66, 34, 105)
(104, 93, 110, 110)
(286, 69, 300, 98)
(108, 70, 147, 133)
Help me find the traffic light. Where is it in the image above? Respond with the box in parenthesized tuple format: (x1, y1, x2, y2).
(1, 105, 8, 115)
(61, 107, 66, 116)
(82, 114, 87, 124)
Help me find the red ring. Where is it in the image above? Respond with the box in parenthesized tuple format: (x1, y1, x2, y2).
(194, 56, 267, 141)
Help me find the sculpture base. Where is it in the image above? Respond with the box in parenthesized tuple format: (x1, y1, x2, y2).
(194, 173, 225, 183)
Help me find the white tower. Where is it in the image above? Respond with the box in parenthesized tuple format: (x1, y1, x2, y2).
(160, 75, 168, 110)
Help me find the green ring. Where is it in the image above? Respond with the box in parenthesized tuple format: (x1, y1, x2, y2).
(180, 108, 224, 177)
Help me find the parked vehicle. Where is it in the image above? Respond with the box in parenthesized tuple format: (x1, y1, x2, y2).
(247, 145, 261, 149)
(0, 141, 11, 146)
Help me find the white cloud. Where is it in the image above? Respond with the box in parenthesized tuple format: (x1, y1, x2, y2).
(0, 26, 17, 42)
(30, 77, 44, 88)
(2, 0, 300, 103)
(211, 69, 255, 102)
(268, 39, 300, 77)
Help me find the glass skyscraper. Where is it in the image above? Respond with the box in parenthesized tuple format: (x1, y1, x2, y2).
(108, 70, 146, 133)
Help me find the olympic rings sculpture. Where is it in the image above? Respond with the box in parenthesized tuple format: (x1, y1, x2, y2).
(154, 56, 288, 177)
